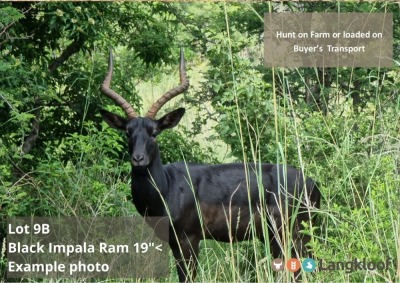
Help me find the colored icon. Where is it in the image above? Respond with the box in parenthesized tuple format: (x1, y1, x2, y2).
(302, 258, 316, 272)
(271, 258, 284, 271)
(286, 258, 301, 272)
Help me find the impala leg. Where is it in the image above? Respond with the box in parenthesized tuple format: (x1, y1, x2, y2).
(171, 238, 200, 283)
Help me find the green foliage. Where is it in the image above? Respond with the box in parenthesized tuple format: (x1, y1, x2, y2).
(0, 2, 399, 282)
(0, 6, 24, 28)
(1, 121, 132, 217)
(158, 128, 218, 164)
(309, 153, 398, 282)
(0, 1, 190, 188)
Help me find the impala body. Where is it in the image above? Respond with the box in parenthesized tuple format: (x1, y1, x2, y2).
(100, 48, 321, 282)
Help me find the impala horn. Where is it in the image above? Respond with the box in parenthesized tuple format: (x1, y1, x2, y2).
(145, 47, 189, 119)
(100, 48, 138, 119)
(101, 47, 189, 119)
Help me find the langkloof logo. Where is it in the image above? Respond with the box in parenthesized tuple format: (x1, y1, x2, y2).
(320, 258, 393, 273)
(271, 258, 394, 273)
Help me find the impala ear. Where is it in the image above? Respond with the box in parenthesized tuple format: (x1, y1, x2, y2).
(100, 109, 128, 130)
(157, 108, 185, 131)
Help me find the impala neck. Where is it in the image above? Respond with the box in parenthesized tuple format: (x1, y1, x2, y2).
(130, 149, 169, 217)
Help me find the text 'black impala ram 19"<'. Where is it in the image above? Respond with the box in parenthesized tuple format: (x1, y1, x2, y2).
(99, 47, 321, 282)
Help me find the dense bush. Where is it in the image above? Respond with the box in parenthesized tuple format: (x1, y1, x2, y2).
(1, 2, 399, 282)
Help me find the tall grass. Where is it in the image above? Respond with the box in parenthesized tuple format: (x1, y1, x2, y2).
(3, 8, 399, 283)
(163, 6, 399, 282)
(3, 73, 398, 283)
